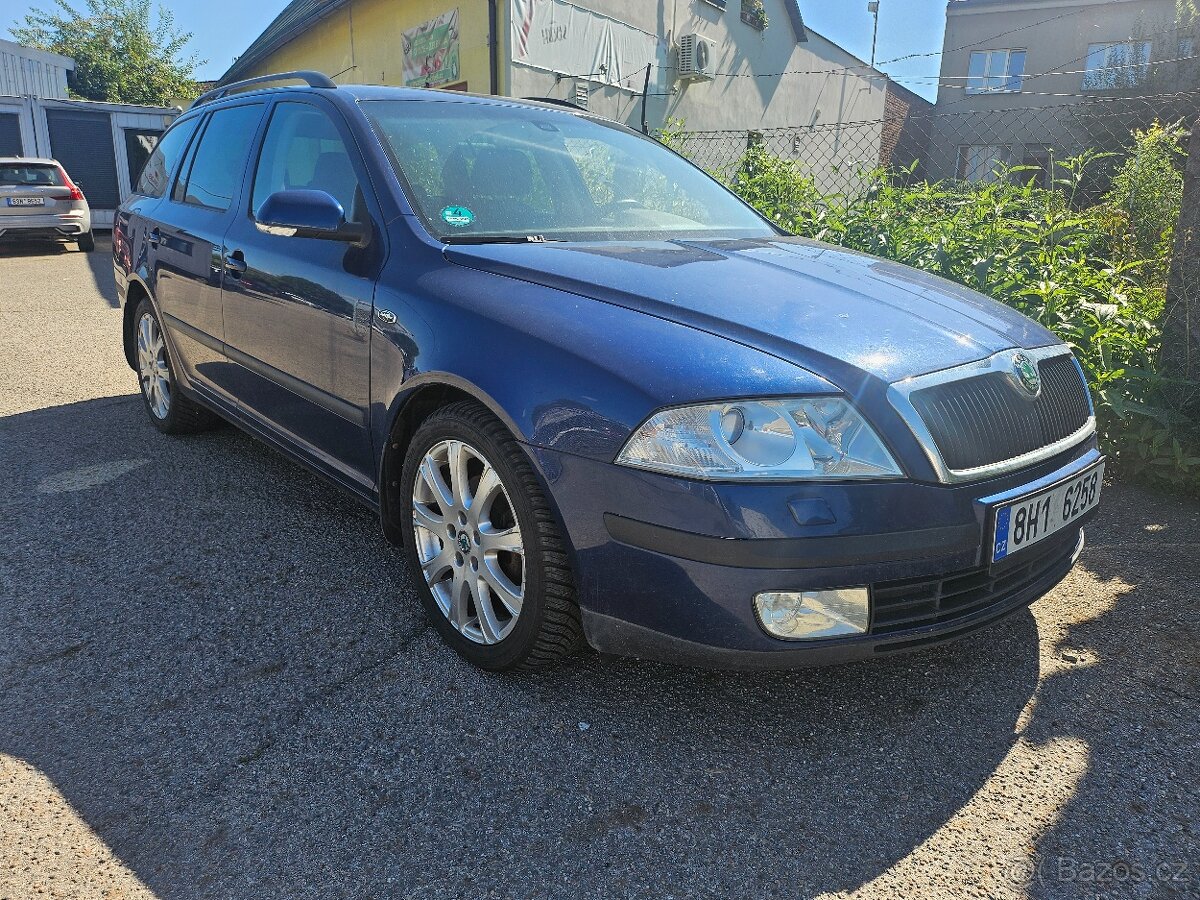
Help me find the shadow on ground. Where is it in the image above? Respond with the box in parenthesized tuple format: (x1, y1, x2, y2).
(0, 233, 115, 307)
(0, 396, 1195, 898)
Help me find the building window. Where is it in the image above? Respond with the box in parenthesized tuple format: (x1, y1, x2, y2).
(1180, 37, 1196, 59)
(741, 0, 768, 30)
(1082, 41, 1152, 90)
(957, 145, 1006, 183)
(966, 49, 1026, 94)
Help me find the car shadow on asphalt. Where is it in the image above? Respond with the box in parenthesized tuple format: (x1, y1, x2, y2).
(0, 233, 116, 308)
(1, 395, 1193, 898)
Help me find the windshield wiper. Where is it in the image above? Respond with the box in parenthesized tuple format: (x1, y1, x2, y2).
(442, 234, 566, 245)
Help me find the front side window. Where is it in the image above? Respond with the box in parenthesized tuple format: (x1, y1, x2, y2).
(966, 49, 1026, 94)
(363, 100, 773, 243)
(176, 104, 264, 211)
(1082, 41, 1152, 90)
(251, 102, 361, 218)
(134, 118, 196, 198)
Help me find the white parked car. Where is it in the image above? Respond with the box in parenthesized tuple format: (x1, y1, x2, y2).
(0, 157, 94, 252)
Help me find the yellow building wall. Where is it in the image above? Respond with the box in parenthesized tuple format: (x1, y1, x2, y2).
(243, 0, 496, 93)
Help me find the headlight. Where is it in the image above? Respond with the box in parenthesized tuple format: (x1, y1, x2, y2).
(616, 397, 902, 480)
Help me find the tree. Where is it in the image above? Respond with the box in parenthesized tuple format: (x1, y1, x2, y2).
(11, 0, 202, 105)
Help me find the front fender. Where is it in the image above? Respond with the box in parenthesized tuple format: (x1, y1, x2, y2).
(368, 259, 837, 463)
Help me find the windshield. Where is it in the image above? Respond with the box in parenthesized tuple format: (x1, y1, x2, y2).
(0, 163, 64, 187)
(363, 100, 775, 243)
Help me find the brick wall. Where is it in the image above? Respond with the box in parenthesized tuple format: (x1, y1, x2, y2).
(880, 82, 933, 178)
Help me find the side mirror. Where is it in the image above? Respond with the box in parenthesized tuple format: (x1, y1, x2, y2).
(255, 189, 367, 243)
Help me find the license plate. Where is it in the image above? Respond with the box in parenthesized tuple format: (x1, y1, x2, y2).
(7, 197, 45, 207)
(992, 462, 1103, 562)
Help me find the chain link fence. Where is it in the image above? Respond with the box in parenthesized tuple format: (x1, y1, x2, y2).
(665, 90, 1200, 200)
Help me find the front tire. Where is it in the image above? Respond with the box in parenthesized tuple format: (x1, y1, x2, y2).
(134, 298, 218, 434)
(401, 401, 583, 671)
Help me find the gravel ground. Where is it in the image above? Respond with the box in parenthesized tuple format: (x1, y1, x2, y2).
(0, 238, 1197, 900)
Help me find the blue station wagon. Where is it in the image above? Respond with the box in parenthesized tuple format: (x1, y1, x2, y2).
(114, 72, 1103, 671)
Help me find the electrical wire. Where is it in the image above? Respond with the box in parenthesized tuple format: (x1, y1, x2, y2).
(644, 14, 1194, 95)
(665, 89, 1200, 136)
(932, 22, 1192, 109)
(650, 3, 1105, 80)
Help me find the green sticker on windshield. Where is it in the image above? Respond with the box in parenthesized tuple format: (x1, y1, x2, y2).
(441, 206, 475, 228)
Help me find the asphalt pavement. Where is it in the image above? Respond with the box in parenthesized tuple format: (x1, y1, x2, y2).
(0, 237, 1197, 899)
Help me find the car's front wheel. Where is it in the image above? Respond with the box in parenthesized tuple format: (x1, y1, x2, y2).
(401, 401, 583, 670)
(134, 298, 218, 434)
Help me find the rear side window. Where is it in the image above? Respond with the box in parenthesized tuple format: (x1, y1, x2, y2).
(0, 163, 64, 187)
(176, 104, 264, 211)
(134, 117, 198, 198)
(251, 102, 361, 218)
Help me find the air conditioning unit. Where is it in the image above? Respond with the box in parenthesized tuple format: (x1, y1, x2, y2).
(678, 33, 717, 82)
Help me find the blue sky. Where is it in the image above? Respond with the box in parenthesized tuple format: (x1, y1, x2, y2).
(5, 1, 948, 100)
(803, 1, 948, 101)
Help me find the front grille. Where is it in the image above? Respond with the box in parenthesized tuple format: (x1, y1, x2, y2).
(870, 527, 1081, 636)
(910, 355, 1091, 471)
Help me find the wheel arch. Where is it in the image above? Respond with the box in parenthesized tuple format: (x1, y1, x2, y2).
(121, 277, 153, 371)
(377, 375, 552, 548)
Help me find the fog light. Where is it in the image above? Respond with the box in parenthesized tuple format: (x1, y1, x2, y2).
(754, 588, 870, 640)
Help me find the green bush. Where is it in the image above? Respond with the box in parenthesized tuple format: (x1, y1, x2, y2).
(665, 126, 1200, 492)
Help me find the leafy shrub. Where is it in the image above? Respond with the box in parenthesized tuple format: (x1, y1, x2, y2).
(1102, 121, 1187, 284)
(663, 124, 1200, 492)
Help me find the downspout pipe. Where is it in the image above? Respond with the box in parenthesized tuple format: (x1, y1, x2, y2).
(488, 0, 500, 95)
(640, 63, 651, 134)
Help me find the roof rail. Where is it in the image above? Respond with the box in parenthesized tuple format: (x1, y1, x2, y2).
(194, 70, 337, 107)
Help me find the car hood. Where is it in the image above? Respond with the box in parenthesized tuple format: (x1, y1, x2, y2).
(444, 236, 1059, 386)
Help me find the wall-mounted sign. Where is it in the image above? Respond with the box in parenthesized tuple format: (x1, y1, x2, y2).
(403, 9, 461, 88)
(511, 0, 663, 88)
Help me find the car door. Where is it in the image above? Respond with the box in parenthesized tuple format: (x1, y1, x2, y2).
(151, 102, 265, 401)
(219, 98, 382, 488)
(116, 115, 201, 302)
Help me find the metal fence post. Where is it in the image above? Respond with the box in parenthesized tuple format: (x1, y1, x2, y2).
(1162, 120, 1200, 411)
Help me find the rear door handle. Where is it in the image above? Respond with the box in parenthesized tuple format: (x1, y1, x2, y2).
(147, 228, 160, 248)
(223, 249, 247, 277)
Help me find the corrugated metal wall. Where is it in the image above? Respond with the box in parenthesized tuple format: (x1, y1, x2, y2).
(0, 41, 71, 100)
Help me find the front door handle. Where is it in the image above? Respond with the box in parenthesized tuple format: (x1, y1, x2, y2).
(147, 228, 160, 249)
(223, 249, 247, 278)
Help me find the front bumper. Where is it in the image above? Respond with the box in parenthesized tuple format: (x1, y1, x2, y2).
(527, 440, 1101, 668)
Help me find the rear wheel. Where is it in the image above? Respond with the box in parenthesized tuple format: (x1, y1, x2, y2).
(77, 230, 95, 252)
(401, 401, 583, 671)
(134, 298, 218, 434)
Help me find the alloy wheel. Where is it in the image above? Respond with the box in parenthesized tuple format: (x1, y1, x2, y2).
(411, 439, 526, 645)
(137, 312, 171, 419)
